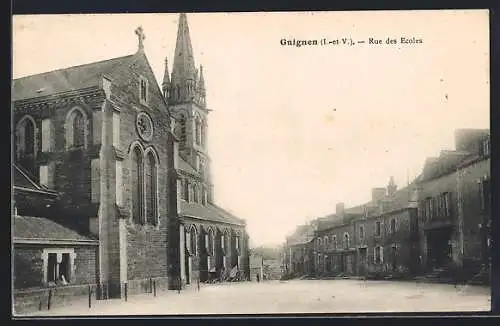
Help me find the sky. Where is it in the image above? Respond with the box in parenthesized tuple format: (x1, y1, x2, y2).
(12, 11, 490, 248)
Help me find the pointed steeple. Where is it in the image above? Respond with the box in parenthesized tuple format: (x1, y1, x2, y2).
(198, 64, 206, 95)
(162, 56, 171, 99)
(170, 13, 197, 104)
(198, 64, 206, 106)
(194, 68, 199, 88)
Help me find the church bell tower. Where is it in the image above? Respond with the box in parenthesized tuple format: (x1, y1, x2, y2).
(162, 13, 213, 202)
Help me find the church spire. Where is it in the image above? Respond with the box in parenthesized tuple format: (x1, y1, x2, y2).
(162, 56, 171, 99)
(170, 13, 197, 104)
(198, 64, 206, 95)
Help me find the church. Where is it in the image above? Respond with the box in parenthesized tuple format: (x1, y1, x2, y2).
(12, 13, 250, 309)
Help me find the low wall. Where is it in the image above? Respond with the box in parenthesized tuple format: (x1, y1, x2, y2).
(13, 277, 171, 315)
(13, 284, 97, 315)
(125, 277, 170, 296)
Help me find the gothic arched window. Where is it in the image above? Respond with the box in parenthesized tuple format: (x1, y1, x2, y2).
(222, 231, 230, 253)
(195, 117, 201, 145)
(16, 116, 37, 175)
(201, 122, 206, 148)
(183, 179, 189, 201)
(73, 110, 85, 148)
(145, 150, 158, 225)
(199, 159, 205, 178)
(193, 184, 198, 203)
(201, 187, 207, 205)
(208, 229, 215, 256)
(24, 119, 35, 157)
(131, 146, 144, 224)
(179, 114, 186, 142)
(65, 107, 88, 150)
(235, 234, 241, 252)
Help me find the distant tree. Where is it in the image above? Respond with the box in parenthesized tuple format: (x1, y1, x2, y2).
(251, 246, 281, 261)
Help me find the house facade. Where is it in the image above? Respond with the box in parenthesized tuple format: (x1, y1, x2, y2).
(417, 129, 491, 274)
(282, 224, 315, 278)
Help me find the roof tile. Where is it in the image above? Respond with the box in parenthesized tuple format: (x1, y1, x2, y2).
(13, 55, 135, 101)
(14, 216, 95, 241)
(180, 201, 245, 226)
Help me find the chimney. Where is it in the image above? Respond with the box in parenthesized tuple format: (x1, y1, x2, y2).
(372, 187, 386, 203)
(454, 129, 489, 154)
(409, 185, 420, 208)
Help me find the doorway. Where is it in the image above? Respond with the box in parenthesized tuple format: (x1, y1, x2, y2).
(358, 248, 367, 275)
(426, 227, 452, 270)
(340, 254, 346, 273)
(391, 246, 397, 272)
(184, 254, 192, 284)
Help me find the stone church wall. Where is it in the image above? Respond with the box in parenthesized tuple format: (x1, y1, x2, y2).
(106, 55, 175, 284)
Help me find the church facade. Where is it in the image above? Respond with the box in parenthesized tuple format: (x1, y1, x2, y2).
(12, 14, 249, 310)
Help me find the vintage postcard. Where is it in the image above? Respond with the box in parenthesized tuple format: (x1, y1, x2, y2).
(11, 10, 491, 316)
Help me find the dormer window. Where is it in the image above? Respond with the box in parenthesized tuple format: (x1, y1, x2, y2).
(139, 77, 148, 104)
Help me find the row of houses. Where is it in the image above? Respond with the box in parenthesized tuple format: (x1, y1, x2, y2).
(282, 129, 491, 282)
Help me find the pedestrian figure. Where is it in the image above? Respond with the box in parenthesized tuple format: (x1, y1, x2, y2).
(256, 273, 260, 283)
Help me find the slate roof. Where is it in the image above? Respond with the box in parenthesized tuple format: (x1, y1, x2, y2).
(179, 201, 245, 226)
(315, 179, 421, 232)
(12, 54, 135, 101)
(380, 185, 414, 213)
(286, 224, 315, 246)
(13, 216, 95, 241)
(421, 150, 472, 182)
(13, 164, 58, 195)
(177, 157, 199, 176)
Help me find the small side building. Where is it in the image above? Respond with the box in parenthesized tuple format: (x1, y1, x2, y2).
(13, 165, 99, 314)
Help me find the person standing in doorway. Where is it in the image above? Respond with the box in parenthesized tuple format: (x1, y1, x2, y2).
(256, 272, 260, 283)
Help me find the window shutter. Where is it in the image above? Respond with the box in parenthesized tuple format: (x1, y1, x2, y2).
(373, 247, 376, 263)
(380, 247, 384, 263)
